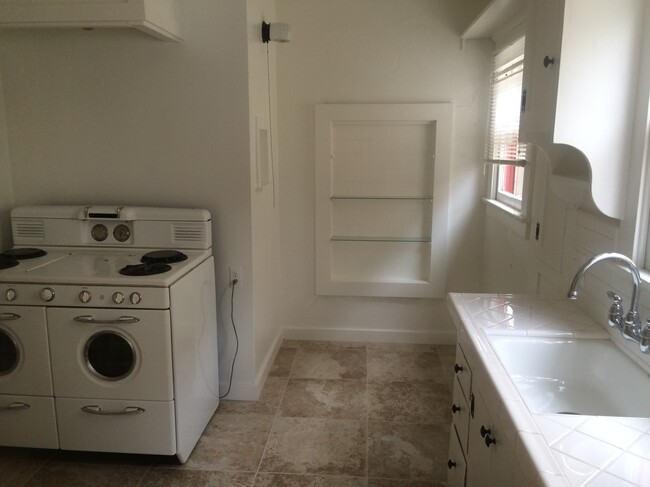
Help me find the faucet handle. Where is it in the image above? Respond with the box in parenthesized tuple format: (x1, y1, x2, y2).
(607, 291, 624, 329)
(639, 320, 650, 339)
(607, 291, 622, 303)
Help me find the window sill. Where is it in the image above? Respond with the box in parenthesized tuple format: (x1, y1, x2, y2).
(483, 197, 531, 239)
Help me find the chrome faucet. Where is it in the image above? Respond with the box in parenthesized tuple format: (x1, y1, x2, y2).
(568, 252, 650, 353)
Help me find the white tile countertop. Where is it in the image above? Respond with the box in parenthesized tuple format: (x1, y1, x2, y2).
(448, 293, 650, 487)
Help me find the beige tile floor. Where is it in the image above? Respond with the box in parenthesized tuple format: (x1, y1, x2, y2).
(1, 340, 455, 486)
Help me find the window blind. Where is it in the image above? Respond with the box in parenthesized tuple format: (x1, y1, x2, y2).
(486, 37, 526, 166)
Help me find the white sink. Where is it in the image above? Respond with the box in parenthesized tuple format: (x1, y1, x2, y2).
(488, 335, 650, 417)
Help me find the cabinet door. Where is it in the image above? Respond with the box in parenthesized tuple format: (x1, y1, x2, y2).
(467, 389, 526, 487)
(520, 0, 563, 141)
(451, 377, 471, 453)
(447, 426, 467, 487)
(466, 390, 497, 487)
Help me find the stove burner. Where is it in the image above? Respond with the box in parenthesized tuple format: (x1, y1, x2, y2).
(119, 263, 172, 276)
(0, 256, 19, 270)
(1, 248, 47, 260)
(141, 250, 188, 265)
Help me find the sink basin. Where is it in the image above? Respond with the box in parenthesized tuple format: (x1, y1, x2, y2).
(488, 335, 650, 417)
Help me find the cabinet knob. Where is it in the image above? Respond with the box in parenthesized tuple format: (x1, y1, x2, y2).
(484, 434, 497, 448)
(543, 55, 555, 68)
(447, 459, 457, 470)
(451, 403, 461, 414)
(454, 363, 463, 373)
(480, 425, 491, 438)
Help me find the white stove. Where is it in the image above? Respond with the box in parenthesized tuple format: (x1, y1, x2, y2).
(0, 205, 219, 463)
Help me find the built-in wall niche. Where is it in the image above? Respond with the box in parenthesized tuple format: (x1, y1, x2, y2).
(315, 104, 452, 298)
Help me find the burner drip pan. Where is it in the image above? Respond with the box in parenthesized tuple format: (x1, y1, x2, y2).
(0, 255, 19, 270)
(1, 248, 47, 260)
(119, 263, 172, 276)
(141, 250, 188, 265)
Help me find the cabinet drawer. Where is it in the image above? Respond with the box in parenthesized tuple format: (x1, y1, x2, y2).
(0, 394, 58, 449)
(451, 379, 470, 452)
(56, 397, 176, 455)
(447, 424, 467, 487)
(454, 344, 472, 403)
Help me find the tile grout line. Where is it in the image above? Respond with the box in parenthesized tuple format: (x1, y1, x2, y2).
(365, 344, 370, 482)
(251, 342, 298, 485)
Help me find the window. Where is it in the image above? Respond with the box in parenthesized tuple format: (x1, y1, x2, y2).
(485, 36, 527, 212)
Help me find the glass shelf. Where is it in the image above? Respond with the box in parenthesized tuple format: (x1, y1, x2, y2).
(331, 196, 433, 201)
(331, 236, 431, 243)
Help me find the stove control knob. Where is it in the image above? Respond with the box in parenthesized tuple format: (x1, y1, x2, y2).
(79, 290, 92, 303)
(130, 292, 142, 305)
(112, 292, 125, 304)
(40, 288, 55, 302)
(5, 289, 16, 302)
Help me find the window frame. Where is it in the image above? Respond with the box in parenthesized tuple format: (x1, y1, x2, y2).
(483, 27, 534, 229)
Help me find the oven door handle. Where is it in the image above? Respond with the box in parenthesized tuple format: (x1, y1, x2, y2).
(73, 315, 140, 325)
(81, 405, 145, 416)
(0, 402, 30, 411)
(0, 313, 20, 321)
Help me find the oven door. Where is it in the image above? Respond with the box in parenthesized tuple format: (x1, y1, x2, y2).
(47, 307, 173, 401)
(0, 306, 52, 396)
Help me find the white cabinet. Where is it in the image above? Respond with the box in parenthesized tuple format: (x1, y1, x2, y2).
(448, 343, 471, 485)
(0, 0, 181, 41)
(519, 0, 645, 219)
(448, 342, 526, 486)
(466, 389, 525, 486)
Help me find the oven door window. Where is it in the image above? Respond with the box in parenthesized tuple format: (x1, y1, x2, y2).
(0, 328, 19, 375)
(84, 331, 135, 381)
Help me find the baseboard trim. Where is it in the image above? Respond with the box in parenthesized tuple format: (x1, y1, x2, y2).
(281, 326, 457, 345)
(219, 328, 284, 401)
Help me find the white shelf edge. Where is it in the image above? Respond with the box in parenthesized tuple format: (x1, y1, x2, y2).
(461, 0, 526, 40)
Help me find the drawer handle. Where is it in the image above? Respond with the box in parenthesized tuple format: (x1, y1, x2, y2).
(480, 425, 491, 438)
(484, 434, 497, 448)
(451, 403, 461, 414)
(74, 315, 140, 325)
(454, 363, 463, 373)
(0, 402, 30, 411)
(447, 459, 457, 470)
(81, 405, 145, 416)
(0, 313, 20, 321)
(543, 55, 555, 68)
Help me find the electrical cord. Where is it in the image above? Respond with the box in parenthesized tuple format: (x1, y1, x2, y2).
(266, 43, 277, 208)
(219, 278, 239, 399)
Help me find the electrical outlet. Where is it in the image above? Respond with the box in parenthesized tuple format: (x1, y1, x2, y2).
(229, 266, 242, 288)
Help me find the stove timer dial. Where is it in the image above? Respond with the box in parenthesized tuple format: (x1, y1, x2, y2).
(113, 224, 131, 243)
(5, 289, 16, 301)
(91, 224, 108, 242)
(112, 292, 125, 304)
(79, 290, 92, 303)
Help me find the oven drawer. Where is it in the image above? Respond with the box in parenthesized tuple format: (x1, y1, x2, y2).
(56, 397, 176, 455)
(47, 308, 173, 400)
(0, 306, 53, 396)
(0, 394, 58, 449)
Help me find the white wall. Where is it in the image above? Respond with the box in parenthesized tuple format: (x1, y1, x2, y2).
(275, 0, 492, 344)
(0, 70, 14, 249)
(0, 1, 260, 398)
(246, 0, 285, 395)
